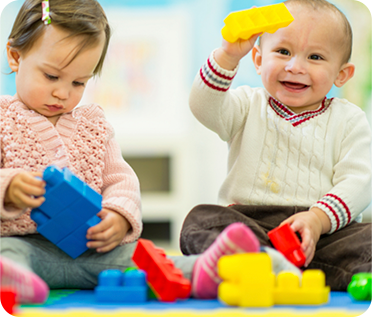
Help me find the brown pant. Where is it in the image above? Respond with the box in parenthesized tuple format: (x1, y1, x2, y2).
(180, 204, 372, 291)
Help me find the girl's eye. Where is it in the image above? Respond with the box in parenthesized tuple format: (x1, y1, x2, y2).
(45, 73, 58, 81)
(278, 49, 290, 56)
(310, 54, 323, 60)
(73, 81, 85, 87)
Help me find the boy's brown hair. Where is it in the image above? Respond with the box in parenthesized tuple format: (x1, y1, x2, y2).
(8, 0, 111, 75)
(283, 0, 353, 64)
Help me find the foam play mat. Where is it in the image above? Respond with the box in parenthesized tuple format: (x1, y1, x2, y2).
(10, 289, 371, 317)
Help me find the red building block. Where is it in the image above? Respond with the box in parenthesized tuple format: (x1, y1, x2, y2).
(0, 287, 16, 316)
(132, 239, 191, 302)
(268, 223, 306, 267)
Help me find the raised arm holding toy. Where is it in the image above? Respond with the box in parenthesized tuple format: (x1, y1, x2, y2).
(181, 0, 371, 291)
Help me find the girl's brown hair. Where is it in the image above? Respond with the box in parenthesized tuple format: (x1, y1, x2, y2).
(8, 0, 111, 75)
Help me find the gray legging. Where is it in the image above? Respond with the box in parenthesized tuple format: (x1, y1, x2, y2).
(0, 234, 199, 289)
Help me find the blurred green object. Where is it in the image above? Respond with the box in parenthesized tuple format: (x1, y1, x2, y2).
(347, 273, 372, 301)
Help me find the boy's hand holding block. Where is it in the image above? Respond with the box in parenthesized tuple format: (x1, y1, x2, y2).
(221, 3, 294, 43)
(268, 223, 306, 268)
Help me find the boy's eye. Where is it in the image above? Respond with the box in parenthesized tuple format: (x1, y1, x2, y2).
(278, 49, 290, 56)
(309, 54, 323, 60)
(73, 81, 85, 87)
(45, 73, 58, 81)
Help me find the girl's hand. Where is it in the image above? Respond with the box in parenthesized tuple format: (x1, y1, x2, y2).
(280, 210, 324, 267)
(86, 208, 131, 253)
(4, 172, 45, 209)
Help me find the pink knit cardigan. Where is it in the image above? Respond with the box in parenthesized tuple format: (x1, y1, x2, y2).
(0, 96, 142, 244)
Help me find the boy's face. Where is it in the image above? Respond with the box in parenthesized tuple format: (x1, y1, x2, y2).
(252, 5, 354, 113)
(7, 25, 105, 125)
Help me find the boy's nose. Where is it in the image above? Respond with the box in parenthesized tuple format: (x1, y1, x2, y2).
(285, 57, 306, 74)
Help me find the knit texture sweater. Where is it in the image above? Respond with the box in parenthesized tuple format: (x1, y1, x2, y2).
(191, 52, 372, 234)
(0, 96, 142, 243)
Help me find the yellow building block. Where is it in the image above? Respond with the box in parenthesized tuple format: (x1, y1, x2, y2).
(217, 254, 330, 307)
(221, 3, 294, 43)
(273, 270, 330, 305)
(218, 253, 276, 307)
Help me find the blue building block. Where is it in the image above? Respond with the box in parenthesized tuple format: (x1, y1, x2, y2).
(95, 269, 148, 303)
(31, 165, 102, 258)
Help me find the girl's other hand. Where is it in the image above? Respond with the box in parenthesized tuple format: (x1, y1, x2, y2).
(86, 208, 131, 253)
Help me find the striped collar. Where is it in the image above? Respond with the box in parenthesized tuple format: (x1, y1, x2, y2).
(268, 97, 333, 127)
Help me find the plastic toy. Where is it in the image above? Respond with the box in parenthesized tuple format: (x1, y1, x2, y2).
(31, 165, 102, 258)
(95, 269, 147, 303)
(0, 287, 17, 315)
(218, 253, 275, 307)
(268, 223, 306, 267)
(347, 272, 372, 301)
(217, 253, 329, 307)
(221, 3, 294, 43)
(273, 270, 330, 305)
(132, 239, 191, 302)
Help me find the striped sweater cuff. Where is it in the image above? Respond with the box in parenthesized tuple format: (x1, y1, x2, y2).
(199, 49, 238, 92)
(311, 194, 351, 233)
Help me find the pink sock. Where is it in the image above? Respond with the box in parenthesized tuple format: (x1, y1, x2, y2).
(191, 222, 260, 299)
(0, 257, 49, 303)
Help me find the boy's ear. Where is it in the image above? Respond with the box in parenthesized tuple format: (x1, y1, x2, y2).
(334, 62, 355, 87)
(252, 45, 262, 75)
(7, 41, 21, 72)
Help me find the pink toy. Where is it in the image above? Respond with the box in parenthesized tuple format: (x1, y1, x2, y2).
(268, 223, 306, 267)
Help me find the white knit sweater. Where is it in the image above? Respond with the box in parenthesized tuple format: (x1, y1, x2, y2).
(190, 52, 372, 233)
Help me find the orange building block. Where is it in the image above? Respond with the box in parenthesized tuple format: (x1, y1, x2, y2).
(0, 287, 17, 315)
(221, 3, 294, 43)
(131, 239, 191, 302)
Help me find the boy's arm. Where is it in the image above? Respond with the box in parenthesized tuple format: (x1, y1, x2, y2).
(311, 110, 371, 234)
(190, 39, 261, 142)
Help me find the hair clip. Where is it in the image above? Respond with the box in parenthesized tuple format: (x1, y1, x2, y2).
(42, 0, 51, 25)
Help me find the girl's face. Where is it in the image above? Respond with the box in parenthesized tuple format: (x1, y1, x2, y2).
(252, 6, 354, 114)
(7, 25, 105, 125)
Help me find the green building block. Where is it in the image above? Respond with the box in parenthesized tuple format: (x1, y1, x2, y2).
(347, 272, 372, 301)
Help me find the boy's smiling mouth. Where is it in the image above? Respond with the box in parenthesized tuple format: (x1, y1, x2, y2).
(281, 81, 310, 90)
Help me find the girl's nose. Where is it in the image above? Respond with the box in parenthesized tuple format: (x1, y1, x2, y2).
(52, 85, 69, 100)
(285, 56, 306, 74)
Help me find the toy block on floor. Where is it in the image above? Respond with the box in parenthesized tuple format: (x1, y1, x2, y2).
(95, 269, 147, 303)
(218, 253, 275, 307)
(0, 287, 17, 315)
(273, 270, 330, 305)
(217, 253, 330, 307)
(31, 165, 102, 258)
(221, 3, 294, 43)
(132, 239, 191, 302)
(268, 223, 306, 267)
(347, 272, 372, 301)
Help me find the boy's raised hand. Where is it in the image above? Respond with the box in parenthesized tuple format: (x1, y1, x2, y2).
(215, 33, 262, 71)
(4, 172, 45, 210)
(86, 208, 131, 253)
